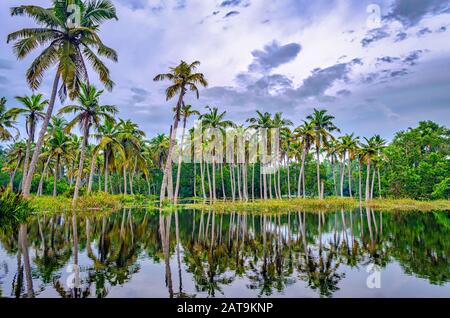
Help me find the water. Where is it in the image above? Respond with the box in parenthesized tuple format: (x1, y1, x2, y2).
(0, 208, 449, 298)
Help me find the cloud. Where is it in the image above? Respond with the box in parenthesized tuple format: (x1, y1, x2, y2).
(247, 74, 293, 95)
(336, 89, 351, 97)
(417, 27, 432, 37)
(403, 50, 423, 66)
(394, 32, 408, 42)
(224, 11, 240, 18)
(130, 87, 150, 104)
(220, 0, 244, 7)
(293, 59, 362, 99)
(361, 28, 390, 47)
(377, 56, 400, 64)
(248, 41, 302, 73)
(388, 0, 450, 27)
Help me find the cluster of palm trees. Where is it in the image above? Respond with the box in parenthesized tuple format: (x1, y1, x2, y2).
(0, 0, 388, 205)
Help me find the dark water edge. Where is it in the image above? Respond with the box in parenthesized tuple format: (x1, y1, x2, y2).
(0, 208, 449, 298)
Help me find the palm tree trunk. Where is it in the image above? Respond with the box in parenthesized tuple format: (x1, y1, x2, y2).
(332, 159, 337, 196)
(104, 150, 109, 193)
(298, 148, 307, 198)
(10, 155, 23, 191)
(206, 162, 212, 202)
(53, 155, 59, 197)
(193, 161, 197, 198)
(160, 89, 184, 205)
(200, 161, 206, 201)
(123, 165, 127, 195)
(365, 160, 371, 202)
(286, 157, 291, 198)
(72, 126, 89, 205)
(316, 147, 321, 199)
(377, 166, 382, 199)
(23, 73, 60, 197)
(370, 165, 376, 199)
(348, 159, 353, 198)
(21, 124, 34, 190)
(340, 157, 345, 197)
(174, 118, 187, 204)
(358, 161, 362, 202)
(87, 153, 97, 194)
(252, 163, 255, 201)
(37, 155, 51, 196)
(220, 163, 226, 200)
(230, 164, 235, 201)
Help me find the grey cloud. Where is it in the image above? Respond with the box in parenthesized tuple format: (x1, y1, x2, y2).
(361, 28, 390, 47)
(220, 0, 243, 7)
(247, 74, 293, 95)
(336, 89, 351, 97)
(390, 69, 409, 77)
(417, 27, 432, 36)
(437, 26, 447, 32)
(130, 87, 150, 104)
(403, 50, 423, 66)
(224, 11, 240, 18)
(377, 56, 400, 63)
(294, 59, 361, 99)
(388, 0, 450, 27)
(395, 32, 408, 42)
(249, 41, 302, 73)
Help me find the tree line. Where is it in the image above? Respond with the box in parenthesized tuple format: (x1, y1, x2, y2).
(0, 0, 448, 205)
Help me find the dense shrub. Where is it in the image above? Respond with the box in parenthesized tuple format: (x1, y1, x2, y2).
(0, 187, 33, 228)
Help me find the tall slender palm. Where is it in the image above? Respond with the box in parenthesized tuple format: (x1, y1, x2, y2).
(47, 128, 72, 197)
(91, 119, 125, 193)
(0, 97, 20, 141)
(272, 112, 293, 198)
(174, 105, 200, 203)
(370, 135, 386, 199)
(13, 94, 48, 189)
(153, 60, 208, 204)
(4, 141, 27, 190)
(247, 111, 273, 199)
(337, 133, 359, 197)
(59, 84, 117, 204)
(306, 109, 339, 199)
(8, 0, 118, 197)
(360, 137, 378, 202)
(294, 121, 315, 198)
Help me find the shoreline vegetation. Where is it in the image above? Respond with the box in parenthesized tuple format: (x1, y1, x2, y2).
(24, 193, 450, 214)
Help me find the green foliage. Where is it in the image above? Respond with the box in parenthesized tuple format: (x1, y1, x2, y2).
(432, 178, 450, 200)
(382, 121, 450, 199)
(0, 187, 33, 228)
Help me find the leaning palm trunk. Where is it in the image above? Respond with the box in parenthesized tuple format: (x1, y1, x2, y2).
(19, 224, 34, 298)
(365, 160, 371, 202)
(23, 74, 60, 197)
(72, 127, 89, 205)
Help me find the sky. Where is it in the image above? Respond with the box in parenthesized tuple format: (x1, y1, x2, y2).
(1, 0, 450, 142)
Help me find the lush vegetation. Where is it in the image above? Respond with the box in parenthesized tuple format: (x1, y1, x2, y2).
(0, 187, 33, 228)
(0, 0, 448, 215)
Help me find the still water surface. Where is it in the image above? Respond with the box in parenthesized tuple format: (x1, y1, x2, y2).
(0, 208, 449, 298)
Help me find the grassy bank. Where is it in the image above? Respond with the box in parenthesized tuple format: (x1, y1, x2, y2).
(184, 197, 450, 212)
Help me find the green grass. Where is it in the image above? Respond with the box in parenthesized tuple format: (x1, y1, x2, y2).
(183, 197, 450, 213)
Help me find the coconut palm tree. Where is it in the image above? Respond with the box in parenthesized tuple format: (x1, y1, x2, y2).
(3, 140, 27, 190)
(59, 83, 117, 204)
(306, 109, 339, 199)
(360, 137, 378, 202)
(294, 121, 315, 198)
(272, 112, 293, 198)
(200, 106, 234, 202)
(337, 133, 359, 197)
(91, 119, 125, 193)
(8, 0, 118, 197)
(13, 94, 48, 191)
(47, 127, 72, 197)
(153, 60, 208, 204)
(246, 111, 273, 199)
(0, 97, 20, 142)
(174, 104, 200, 203)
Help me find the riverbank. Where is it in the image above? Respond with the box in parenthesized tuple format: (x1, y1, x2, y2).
(183, 197, 450, 212)
(27, 194, 450, 214)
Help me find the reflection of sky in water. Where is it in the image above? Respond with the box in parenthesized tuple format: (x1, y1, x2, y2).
(0, 209, 449, 298)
